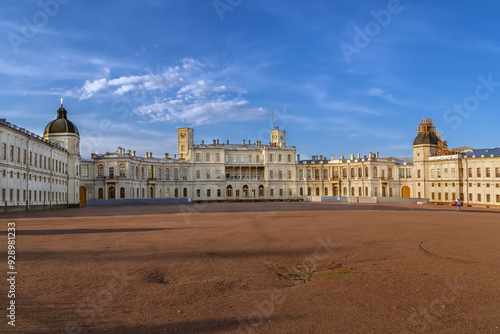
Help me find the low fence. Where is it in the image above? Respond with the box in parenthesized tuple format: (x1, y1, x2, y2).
(86, 198, 193, 207)
(311, 196, 429, 205)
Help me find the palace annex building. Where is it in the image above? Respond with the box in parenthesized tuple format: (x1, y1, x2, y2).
(2, 102, 500, 211)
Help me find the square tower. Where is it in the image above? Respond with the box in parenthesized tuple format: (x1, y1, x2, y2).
(177, 127, 194, 160)
(271, 129, 286, 147)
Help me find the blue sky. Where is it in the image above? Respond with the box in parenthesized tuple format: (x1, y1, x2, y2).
(1, 0, 500, 159)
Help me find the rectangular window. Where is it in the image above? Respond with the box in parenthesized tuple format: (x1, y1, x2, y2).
(431, 169, 435, 178)
(23, 149, 26, 165)
(288, 154, 291, 163)
(444, 168, 448, 178)
(233, 155, 236, 163)
(206, 153, 210, 162)
(195, 153, 200, 162)
(196, 189, 200, 197)
(486, 167, 490, 177)
(417, 170, 421, 178)
(451, 168, 455, 178)
(216, 153, 220, 162)
(468, 168, 472, 177)
(399, 168, 405, 178)
(477, 194, 481, 202)
(278, 154, 282, 162)
(10, 146, 14, 162)
(496, 194, 500, 203)
(2, 143, 6, 160)
(225, 154, 229, 163)
(270, 189, 274, 197)
(16, 147, 20, 163)
(269, 170, 273, 179)
(431, 192, 435, 200)
(406, 169, 412, 178)
(438, 193, 441, 200)
(196, 170, 200, 179)
(469, 193, 472, 201)
(437, 169, 441, 178)
(279, 189, 283, 196)
(217, 189, 221, 197)
(256, 155, 260, 163)
(269, 154, 273, 162)
(82, 165, 88, 177)
(496, 167, 500, 178)
(240, 155, 244, 162)
(206, 170, 210, 179)
(288, 170, 292, 179)
(249, 155, 252, 163)
(486, 194, 491, 202)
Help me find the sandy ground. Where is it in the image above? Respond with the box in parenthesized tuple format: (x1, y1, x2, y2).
(1, 202, 499, 334)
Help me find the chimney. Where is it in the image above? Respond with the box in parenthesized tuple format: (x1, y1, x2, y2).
(132, 151, 136, 157)
(217, 139, 219, 144)
(146, 152, 149, 158)
(357, 153, 360, 159)
(127, 150, 131, 155)
(350, 154, 354, 160)
(297, 154, 300, 161)
(243, 140, 246, 145)
(174, 154, 177, 159)
(213, 139, 216, 145)
(331, 155, 334, 160)
(164, 153, 168, 159)
(376, 152, 379, 158)
(340, 155, 344, 160)
(369, 152, 373, 158)
(248, 140, 251, 145)
(201, 140, 204, 145)
(227, 139, 229, 144)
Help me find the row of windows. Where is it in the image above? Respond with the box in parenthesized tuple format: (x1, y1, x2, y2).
(1, 143, 66, 173)
(299, 166, 411, 180)
(1, 170, 67, 185)
(1, 188, 67, 203)
(430, 167, 500, 179)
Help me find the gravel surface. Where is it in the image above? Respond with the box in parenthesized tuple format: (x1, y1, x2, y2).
(1, 202, 499, 333)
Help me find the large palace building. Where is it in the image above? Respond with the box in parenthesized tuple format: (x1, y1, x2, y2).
(1, 103, 500, 211)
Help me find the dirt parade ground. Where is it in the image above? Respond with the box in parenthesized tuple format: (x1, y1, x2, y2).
(1, 202, 499, 333)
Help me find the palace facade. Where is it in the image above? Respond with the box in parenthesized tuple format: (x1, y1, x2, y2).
(1, 103, 500, 211)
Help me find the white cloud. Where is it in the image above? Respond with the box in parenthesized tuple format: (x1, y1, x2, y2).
(81, 78, 108, 99)
(367, 87, 406, 106)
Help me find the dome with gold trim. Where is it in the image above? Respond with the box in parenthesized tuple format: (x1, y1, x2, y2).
(44, 101, 79, 136)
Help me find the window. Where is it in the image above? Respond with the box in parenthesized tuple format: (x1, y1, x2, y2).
(206, 170, 210, 179)
(195, 153, 200, 162)
(165, 168, 170, 179)
(207, 189, 211, 197)
(2, 143, 6, 160)
(270, 189, 274, 197)
(206, 153, 210, 162)
(175, 188, 179, 198)
(351, 168, 355, 178)
(217, 189, 221, 197)
(496, 167, 500, 178)
(269, 170, 273, 179)
(98, 165, 104, 177)
(216, 153, 220, 162)
(182, 168, 187, 180)
(120, 187, 125, 199)
(232, 155, 237, 163)
(477, 194, 481, 202)
(109, 167, 114, 179)
(477, 168, 481, 177)
(183, 188, 187, 197)
(468, 168, 472, 177)
(300, 187, 303, 196)
(299, 169, 303, 180)
(316, 187, 320, 196)
(225, 154, 229, 163)
(400, 168, 405, 178)
(324, 187, 328, 196)
(279, 188, 283, 196)
(278, 170, 282, 179)
(437, 169, 441, 178)
(249, 155, 252, 163)
(98, 188, 104, 199)
(307, 187, 311, 196)
(269, 154, 273, 162)
(287, 154, 291, 163)
(406, 169, 412, 178)
(9, 146, 14, 162)
(82, 165, 88, 177)
(196, 189, 200, 197)
(23, 149, 26, 165)
(278, 154, 282, 162)
(486, 194, 491, 202)
(486, 168, 491, 177)
(196, 170, 200, 179)
(496, 194, 500, 203)
(256, 155, 260, 163)
(120, 164, 126, 176)
(444, 168, 448, 178)
(288, 170, 292, 179)
(373, 167, 377, 177)
(241, 155, 244, 163)
(417, 169, 421, 178)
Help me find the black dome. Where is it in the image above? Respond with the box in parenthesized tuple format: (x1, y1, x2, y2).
(44, 105, 79, 136)
(413, 134, 440, 146)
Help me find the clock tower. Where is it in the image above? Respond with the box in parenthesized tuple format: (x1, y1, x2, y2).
(177, 127, 193, 160)
(271, 128, 286, 147)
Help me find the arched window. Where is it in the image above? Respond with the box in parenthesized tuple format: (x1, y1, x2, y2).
(300, 187, 304, 196)
(182, 168, 187, 180)
(373, 166, 378, 177)
(374, 187, 378, 196)
(316, 187, 320, 196)
(359, 187, 362, 196)
(119, 164, 126, 176)
(351, 187, 355, 196)
(314, 169, 320, 179)
(307, 187, 311, 196)
(174, 168, 178, 180)
(157, 167, 161, 179)
(388, 167, 392, 178)
(174, 188, 179, 198)
(258, 185, 264, 197)
(243, 185, 249, 197)
(98, 164, 104, 177)
(120, 187, 125, 199)
(324, 187, 328, 196)
(358, 167, 362, 178)
(299, 169, 303, 180)
(365, 167, 369, 178)
(150, 187, 154, 198)
(333, 186, 339, 196)
(343, 187, 347, 196)
(166, 188, 170, 198)
(158, 188, 162, 198)
(98, 188, 104, 199)
(183, 188, 187, 197)
(227, 185, 233, 197)
(135, 166, 139, 178)
(351, 168, 355, 178)
(142, 188, 145, 198)
(323, 169, 328, 179)
(342, 168, 347, 178)
(365, 187, 368, 196)
(136, 188, 139, 198)
(165, 167, 170, 179)
(307, 169, 311, 179)
(141, 166, 145, 179)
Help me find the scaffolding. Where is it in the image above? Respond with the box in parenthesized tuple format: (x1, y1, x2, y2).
(417, 119, 462, 156)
